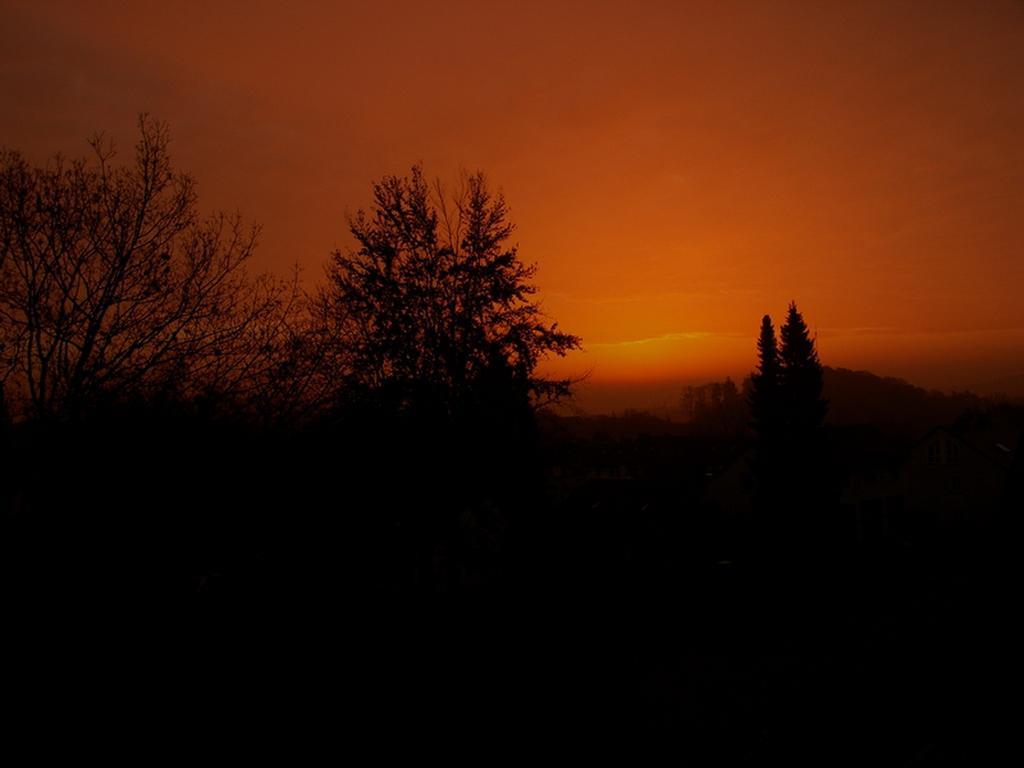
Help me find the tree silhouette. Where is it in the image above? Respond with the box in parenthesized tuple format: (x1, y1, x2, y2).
(748, 303, 832, 557)
(748, 313, 784, 540)
(682, 377, 745, 435)
(779, 301, 827, 434)
(748, 314, 782, 440)
(317, 166, 580, 417)
(314, 166, 581, 590)
(0, 116, 307, 421)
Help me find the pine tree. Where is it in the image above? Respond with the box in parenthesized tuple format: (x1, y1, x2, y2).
(748, 303, 833, 561)
(749, 314, 782, 440)
(778, 301, 827, 433)
(317, 166, 580, 417)
(748, 314, 784, 537)
(777, 301, 833, 553)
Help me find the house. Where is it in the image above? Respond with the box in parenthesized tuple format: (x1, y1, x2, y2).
(705, 411, 1022, 545)
(845, 414, 1020, 541)
(903, 420, 1017, 529)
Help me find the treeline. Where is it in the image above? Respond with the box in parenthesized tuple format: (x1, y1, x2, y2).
(0, 117, 578, 425)
(0, 118, 578, 595)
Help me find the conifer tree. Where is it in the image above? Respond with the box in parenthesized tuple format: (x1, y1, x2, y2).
(749, 314, 782, 439)
(748, 303, 833, 558)
(778, 301, 827, 433)
(748, 314, 784, 535)
(317, 166, 580, 417)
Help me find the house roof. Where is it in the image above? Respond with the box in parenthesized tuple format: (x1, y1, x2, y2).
(916, 421, 1020, 471)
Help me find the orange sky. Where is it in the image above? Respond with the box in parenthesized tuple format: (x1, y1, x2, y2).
(2, 0, 1023, 412)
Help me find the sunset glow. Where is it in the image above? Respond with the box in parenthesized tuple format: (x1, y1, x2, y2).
(4, 0, 1022, 410)
(4, 3, 1021, 743)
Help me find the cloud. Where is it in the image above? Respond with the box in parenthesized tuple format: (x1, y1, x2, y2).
(544, 286, 757, 306)
(586, 330, 747, 348)
(819, 326, 1024, 338)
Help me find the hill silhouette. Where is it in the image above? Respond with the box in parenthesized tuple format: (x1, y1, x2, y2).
(560, 366, 995, 441)
(822, 366, 987, 438)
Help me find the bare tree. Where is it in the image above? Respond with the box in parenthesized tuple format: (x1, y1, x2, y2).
(0, 115, 309, 421)
(214, 266, 337, 425)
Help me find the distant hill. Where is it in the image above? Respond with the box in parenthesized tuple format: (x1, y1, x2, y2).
(822, 367, 988, 438)
(974, 372, 1024, 399)
(544, 367, 1006, 441)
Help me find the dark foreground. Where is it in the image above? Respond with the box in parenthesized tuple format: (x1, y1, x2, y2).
(345, 539, 1014, 762)
(2, 414, 1018, 761)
